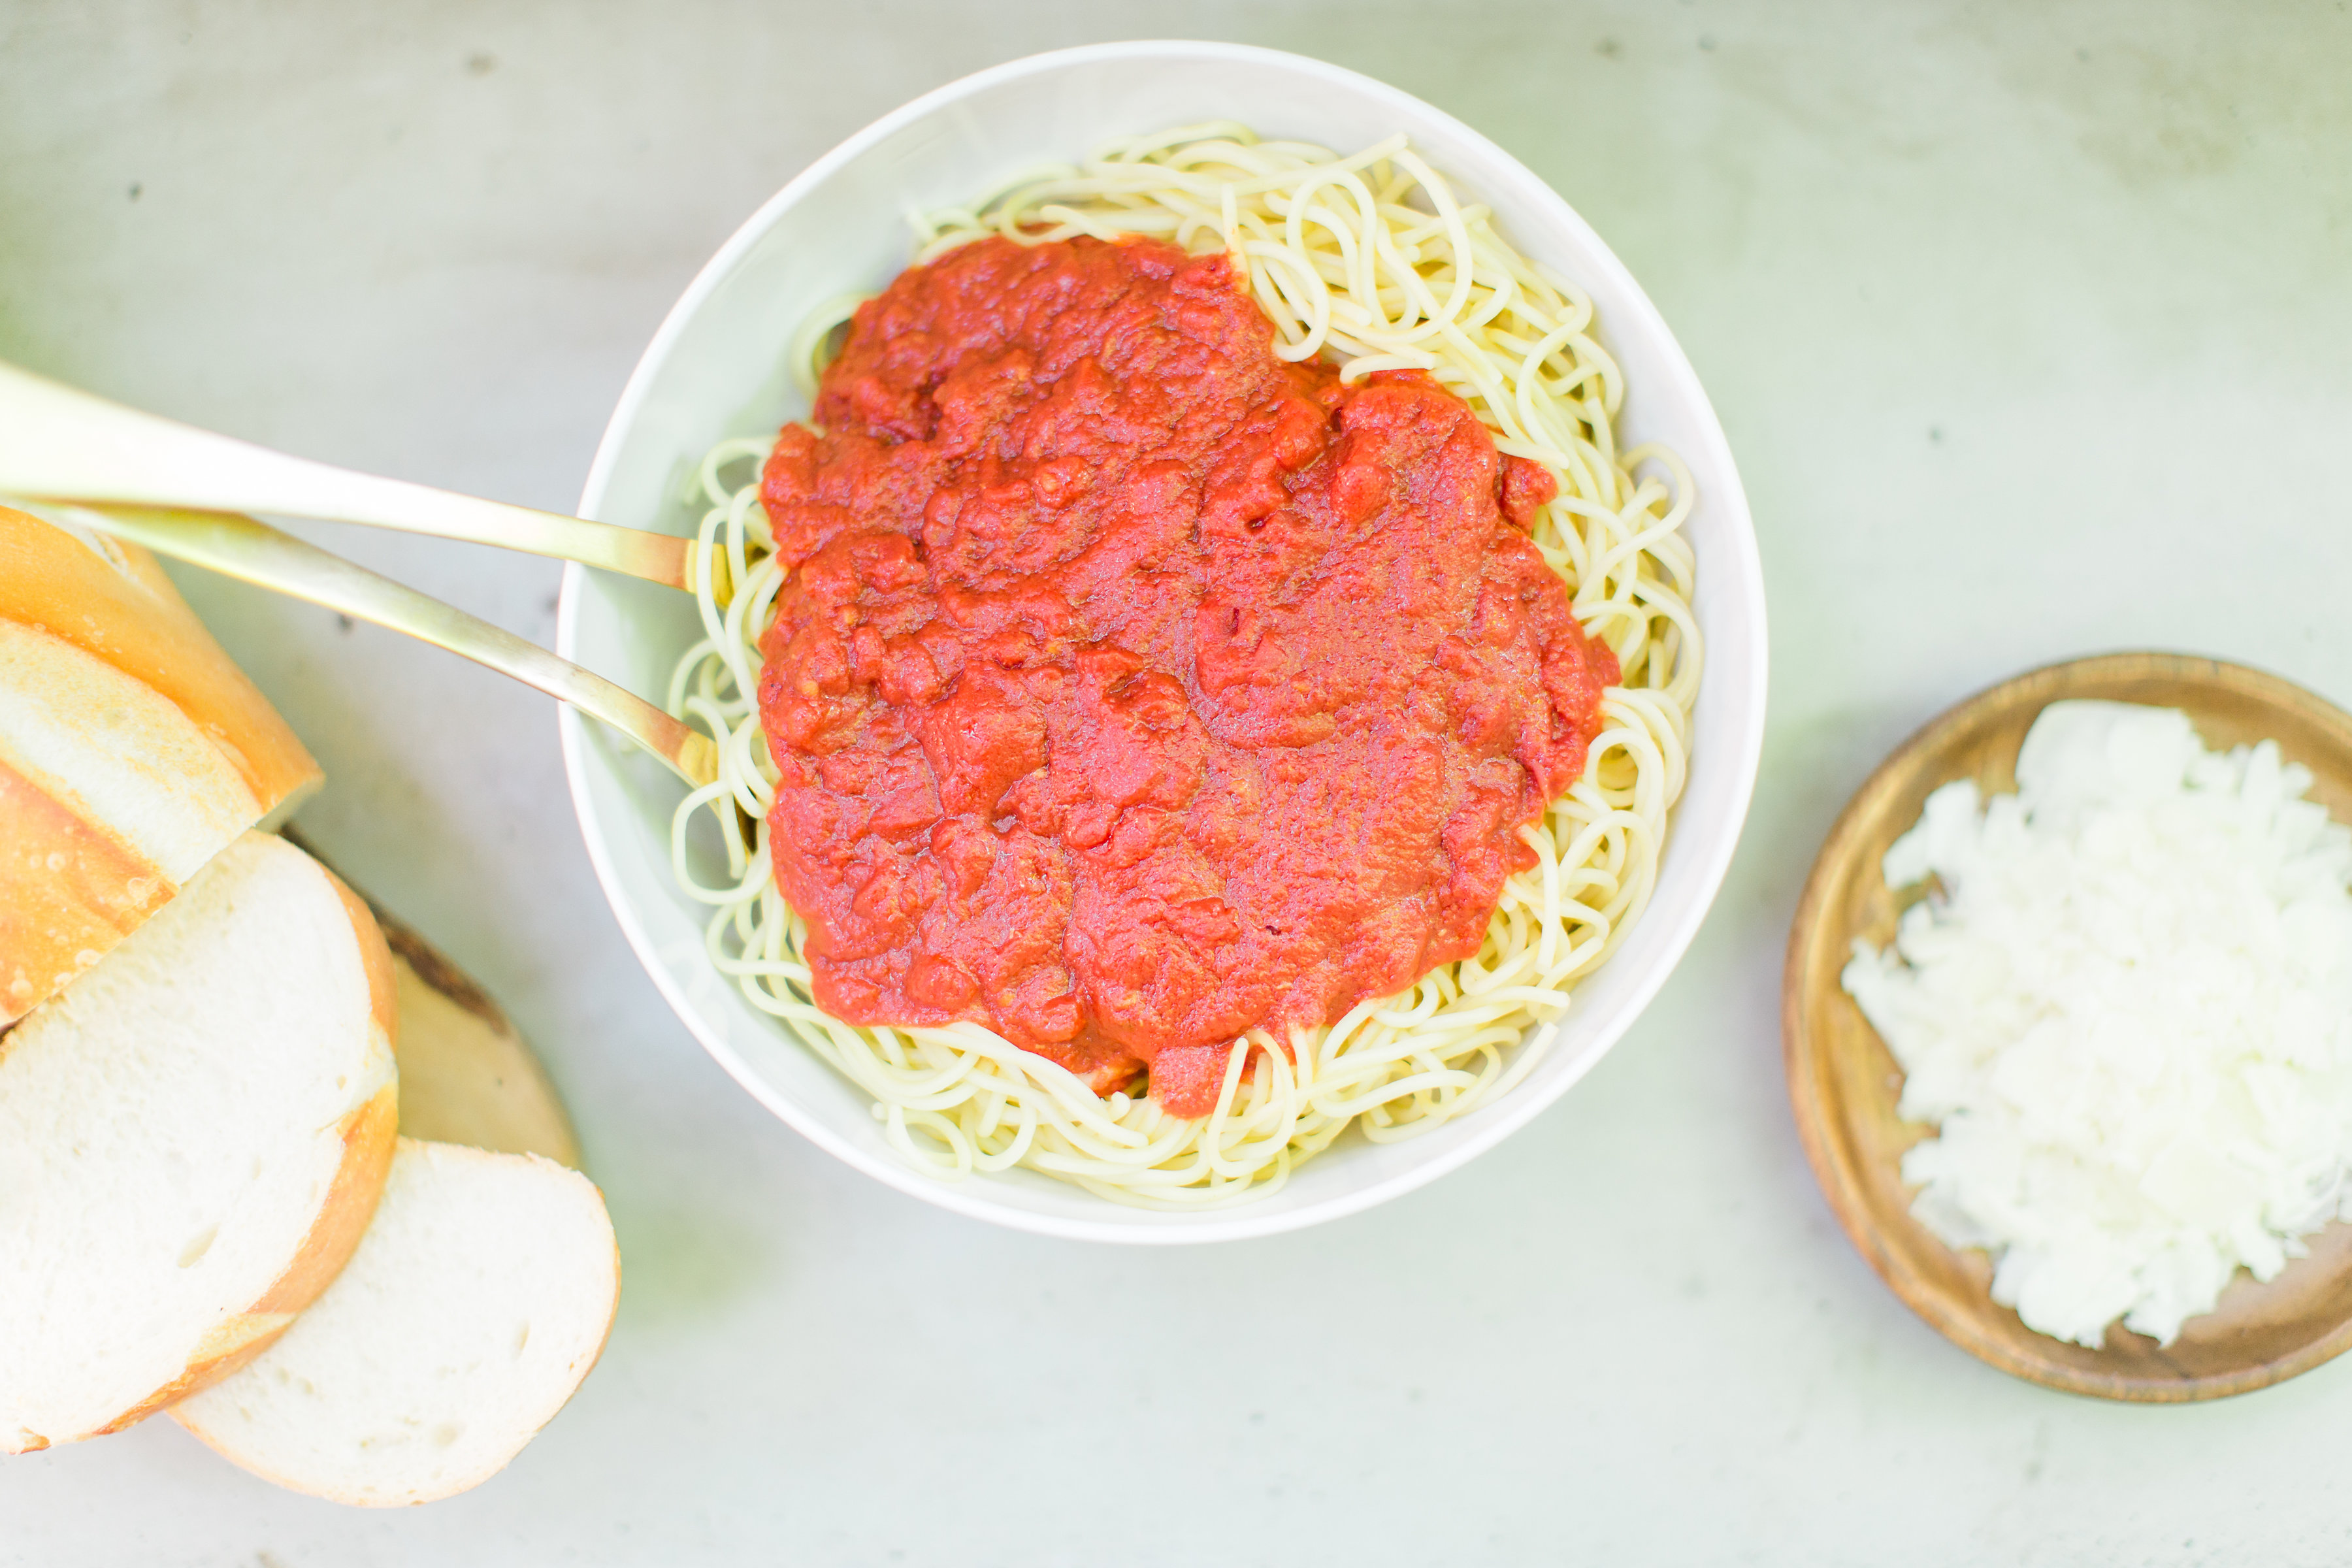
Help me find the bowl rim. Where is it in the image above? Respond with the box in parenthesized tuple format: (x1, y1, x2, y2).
(558, 38, 1769, 1243)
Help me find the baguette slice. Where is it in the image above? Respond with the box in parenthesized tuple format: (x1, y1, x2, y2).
(0, 502, 322, 1024)
(0, 831, 397, 1454)
(172, 1139, 620, 1506)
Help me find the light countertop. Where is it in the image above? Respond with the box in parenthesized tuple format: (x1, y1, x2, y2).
(5, 3, 2350, 1563)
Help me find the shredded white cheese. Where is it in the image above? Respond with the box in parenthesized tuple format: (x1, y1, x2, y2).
(1842, 700, 2352, 1347)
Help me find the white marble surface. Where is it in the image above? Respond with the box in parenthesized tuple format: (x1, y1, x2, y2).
(4, 3, 2350, 1563)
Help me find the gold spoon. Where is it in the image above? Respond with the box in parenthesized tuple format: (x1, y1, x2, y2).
(0, 359, 730, 604)
(25, 500, 719, 790)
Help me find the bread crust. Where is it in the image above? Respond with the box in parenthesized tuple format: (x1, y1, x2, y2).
(0, 755, 174, 1019)
(0, 506, 323, 1022)
(0, 505, 318, 811)
(321, 861, 402, 1056)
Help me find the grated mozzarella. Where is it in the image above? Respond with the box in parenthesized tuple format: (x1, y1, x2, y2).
(1842, 700, 2352, 1347)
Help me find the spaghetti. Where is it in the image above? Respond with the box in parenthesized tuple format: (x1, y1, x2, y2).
(664, 125, 1699, 1208)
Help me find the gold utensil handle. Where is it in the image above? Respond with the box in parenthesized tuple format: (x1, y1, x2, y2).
(0, 360, 727, 602)
(44, 502, 717, 790)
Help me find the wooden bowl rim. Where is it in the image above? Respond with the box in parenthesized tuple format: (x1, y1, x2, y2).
(1783, 650, 2352, 1402)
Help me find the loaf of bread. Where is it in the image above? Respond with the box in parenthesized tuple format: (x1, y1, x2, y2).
(0, 504, 616, 1501)
(0, 831, 397, 1453)
(0, 504, 321, 1024)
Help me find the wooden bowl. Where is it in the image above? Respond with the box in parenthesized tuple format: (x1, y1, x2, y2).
(1784, 651, 2352, 1401)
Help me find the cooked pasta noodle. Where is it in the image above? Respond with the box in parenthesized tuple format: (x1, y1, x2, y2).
(663, 125, 1699, 1208)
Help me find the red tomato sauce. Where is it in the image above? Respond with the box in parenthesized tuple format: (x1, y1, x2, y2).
(757, 235, 1616, 1116)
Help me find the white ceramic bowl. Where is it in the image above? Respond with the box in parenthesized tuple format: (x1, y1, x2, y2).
(560, 40, 1767, 1243)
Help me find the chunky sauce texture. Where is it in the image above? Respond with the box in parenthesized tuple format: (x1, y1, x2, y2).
(757, 236, 1616, 1115)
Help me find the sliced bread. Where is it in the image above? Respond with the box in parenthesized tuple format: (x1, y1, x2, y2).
(171, 1138, 619, 1506)
(0, 830, 397, 1453)
(0, 502, 322, 1022)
